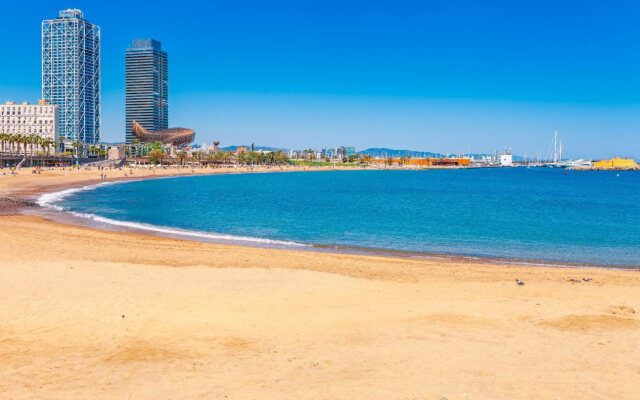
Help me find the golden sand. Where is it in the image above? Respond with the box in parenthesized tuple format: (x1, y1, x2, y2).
(0, 166, 639, 399)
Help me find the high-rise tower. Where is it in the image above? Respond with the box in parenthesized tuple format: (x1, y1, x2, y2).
(42, 9, 101, 144)
(125, 39, 168, 144)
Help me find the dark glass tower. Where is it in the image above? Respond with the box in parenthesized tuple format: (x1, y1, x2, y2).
(125, 39, 168, 143)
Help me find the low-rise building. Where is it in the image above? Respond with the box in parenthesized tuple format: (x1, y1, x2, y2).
(0, 100, 59, 154)
(499, 152, 513, 167)
(108, 146, 125, 160)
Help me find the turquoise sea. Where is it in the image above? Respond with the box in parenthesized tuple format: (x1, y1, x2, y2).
(45, 169, 640, 267)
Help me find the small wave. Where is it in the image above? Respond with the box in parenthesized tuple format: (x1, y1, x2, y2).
(67, 211, 308, 247)
(37, 181, 117, 208)
(37, 183, 308, 248)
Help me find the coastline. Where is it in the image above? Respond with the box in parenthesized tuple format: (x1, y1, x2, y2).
(26, 166, 640, 270)
(1, 165, 640, 399)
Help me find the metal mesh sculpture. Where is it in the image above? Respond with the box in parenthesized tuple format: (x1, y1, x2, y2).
(132, 121, 195, 146)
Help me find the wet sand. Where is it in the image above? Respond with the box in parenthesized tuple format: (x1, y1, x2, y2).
(0, 166, 639, 399)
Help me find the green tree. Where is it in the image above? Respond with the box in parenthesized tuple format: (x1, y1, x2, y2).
(237, 150, 248, 165)
(148, 149, 166, 165)
(177, 150, 187, 165)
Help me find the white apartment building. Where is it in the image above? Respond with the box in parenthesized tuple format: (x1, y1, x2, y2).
(0, 100, 59, 154)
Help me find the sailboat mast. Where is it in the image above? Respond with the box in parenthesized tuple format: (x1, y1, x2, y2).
(559, 140, 563, 162)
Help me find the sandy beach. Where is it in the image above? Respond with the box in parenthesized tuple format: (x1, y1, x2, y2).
(1, 166, 639, 399)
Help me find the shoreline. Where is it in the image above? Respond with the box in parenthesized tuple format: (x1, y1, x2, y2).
(30, 203, 640, 272)
(20, 166, 639, 271)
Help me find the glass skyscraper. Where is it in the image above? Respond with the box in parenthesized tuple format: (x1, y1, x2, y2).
(42, 9, 101, 144)
(125, 39, 168, 144)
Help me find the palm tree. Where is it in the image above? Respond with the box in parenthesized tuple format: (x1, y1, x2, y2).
(11, 134, 20, 156)
(14, 134, 23, 156)
(72, 140, 81, 163)
(0, 133, 8, 157)
(28, 134, 38, 159)
(237, 150, 248, 165)
(0, 133, 7, 165)
(305, 149, 316, 161)
(246, 151, 258, 165)
(210, 150, 225, 165)
(35, 136, 43, 157)
(8, 134, 17, 155)
(20, 134, 30, 157)
(148, 149, 166, 165)
(40, 137, 51, 157)
(177, 150, 187, 165)
(274, 151, 289, 165)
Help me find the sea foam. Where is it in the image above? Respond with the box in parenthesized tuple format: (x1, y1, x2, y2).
(37, 182, 308, 248)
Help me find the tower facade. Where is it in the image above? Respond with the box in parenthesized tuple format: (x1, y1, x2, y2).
(125, 39, 168, 144)
(42, 9, 101, 144)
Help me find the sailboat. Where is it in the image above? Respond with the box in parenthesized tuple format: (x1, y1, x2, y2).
(545, 131, 566, 167)
(544, 131, 592, 168)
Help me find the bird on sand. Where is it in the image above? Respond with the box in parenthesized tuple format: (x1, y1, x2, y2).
(515, 279, 525, 286)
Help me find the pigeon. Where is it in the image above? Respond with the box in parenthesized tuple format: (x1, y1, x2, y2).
(515, 279, 525, 286)
(583, 277, 592, 282)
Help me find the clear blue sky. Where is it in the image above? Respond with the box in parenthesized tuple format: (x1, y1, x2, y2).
(1, 0, 639, 158)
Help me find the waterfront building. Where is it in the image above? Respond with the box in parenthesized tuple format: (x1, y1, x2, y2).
(42, 9, 100, 145)
(108, 146, 125, 160)
(125, 39, 168, 144)
(499, 150, 513, 167)
(0, 100, 59, 155)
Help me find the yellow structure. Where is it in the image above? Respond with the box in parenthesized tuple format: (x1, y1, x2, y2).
(592, 157, 639, 170)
